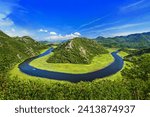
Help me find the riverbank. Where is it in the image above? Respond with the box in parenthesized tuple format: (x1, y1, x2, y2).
(30, 52, 114, 74)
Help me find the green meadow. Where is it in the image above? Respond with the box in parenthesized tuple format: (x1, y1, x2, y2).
(30, 52, 114, 74)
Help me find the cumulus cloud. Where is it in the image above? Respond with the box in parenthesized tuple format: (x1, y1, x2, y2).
(50, 31, 57, 35)
(39, 29, 48, 33)
(46, 32, 81, 40)
(74, 32, 81, 36)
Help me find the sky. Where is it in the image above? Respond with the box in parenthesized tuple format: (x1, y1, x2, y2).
(0, 0, 150, 41)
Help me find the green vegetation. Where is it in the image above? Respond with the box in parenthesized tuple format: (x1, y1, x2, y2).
(124, 48, 150, 61)
(47, 37, 108, 64)
(0, 30, 47, 73)
(122, 54, 150, 81)
(95, 32, 150, 48)
(1, 46, 150, 100)
(1, 30, 150, 100)
(118, 51, 129, 57)
(0, 72, 150, 100)
(30, 52, 114, 74)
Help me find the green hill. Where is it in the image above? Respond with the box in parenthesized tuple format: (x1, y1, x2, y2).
(47, 37, 108, 64)
(0, 30, 47, 73)
(95, 32, 150, 48)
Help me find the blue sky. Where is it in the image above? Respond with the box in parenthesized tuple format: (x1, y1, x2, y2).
(0, 0, 150, 41)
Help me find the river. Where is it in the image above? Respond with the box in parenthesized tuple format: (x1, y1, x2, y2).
(19, 48, 124, 82)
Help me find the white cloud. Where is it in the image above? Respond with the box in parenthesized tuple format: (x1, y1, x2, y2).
(104, 23, 144, 31)
(74, 32, 81, 36)
(121, 0, 150, 12)
(0, 1, 16, 27)
(11, 28, 16, 32)
(50, 31, 57, 35)
(0, 9, 14, 27)
(93, 22, 147, 33)
(80, 21, 120, 32)
(0, 1, 36, 39)
(39, 29, 48, 33)
(110, 30, 150, 37)
(4, 28, 31, 37)
(123, 0, 145, 9)
(46, 32, 81, 40)
(0, 18, 14, 26)
(0, 14, 6, 19)
(75, 15, 110, 31)
(83, 22, 150, 38)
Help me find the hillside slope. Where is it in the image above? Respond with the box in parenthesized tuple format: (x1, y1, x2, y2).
(0, 30, 47, 73)
(47, 37, 108, 64)
(95, 32, 150, 48)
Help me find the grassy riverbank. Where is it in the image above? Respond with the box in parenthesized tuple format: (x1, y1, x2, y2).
(30, 52, 114, 74)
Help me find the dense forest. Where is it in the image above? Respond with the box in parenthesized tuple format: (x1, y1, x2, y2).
(0, 30, 150, 100)
(47, 37, 108, 64)
(95, 32, 150, 48)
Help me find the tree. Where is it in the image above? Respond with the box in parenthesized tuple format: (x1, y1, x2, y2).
(122, 54, 150, 81)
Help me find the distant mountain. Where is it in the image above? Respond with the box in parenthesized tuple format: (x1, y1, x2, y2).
(39, 41, 50, 44)
(95, 32, 150, 48)
(0, 30, 47, 72)
(39, 41, 60, 47)
(40, 39, 68, 43)
(47, 37, 108, 64)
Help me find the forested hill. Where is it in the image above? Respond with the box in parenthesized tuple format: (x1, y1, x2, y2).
(0, 30, 47, 73)
(95, 32, 150, 48)
(47, 37, 108, 64)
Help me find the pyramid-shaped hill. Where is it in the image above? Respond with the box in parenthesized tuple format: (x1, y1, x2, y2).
(47, 37, 108, 64)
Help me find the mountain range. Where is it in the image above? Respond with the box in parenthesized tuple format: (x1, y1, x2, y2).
(95, 32, 150, 48)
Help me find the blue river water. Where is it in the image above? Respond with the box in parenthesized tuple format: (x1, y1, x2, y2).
(19, 48, 124, 83)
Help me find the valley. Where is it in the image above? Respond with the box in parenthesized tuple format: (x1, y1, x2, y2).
(0, 30, 150, 99)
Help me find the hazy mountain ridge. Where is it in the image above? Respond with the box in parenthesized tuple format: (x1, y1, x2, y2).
(47, 37, 108, 64)
(95, 32, 150, 48)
